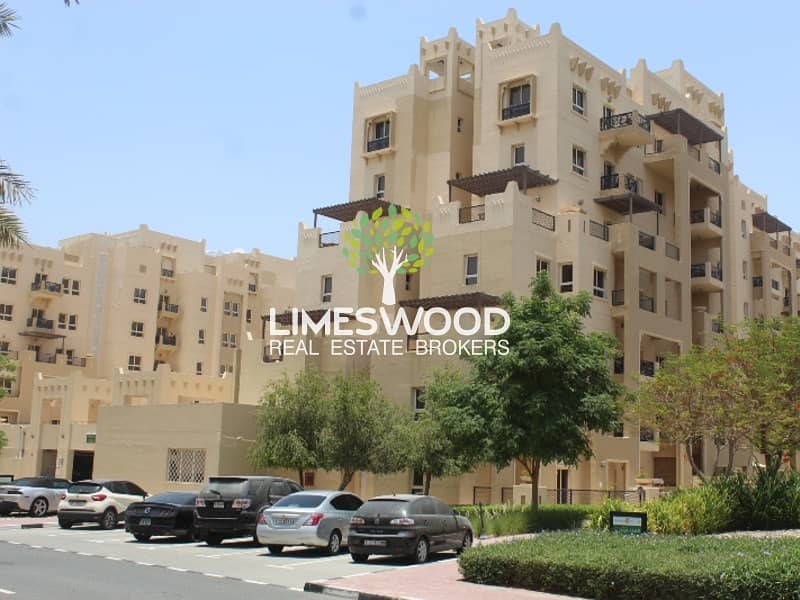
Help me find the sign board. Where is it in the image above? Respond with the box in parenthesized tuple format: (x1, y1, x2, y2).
(610, 511, 647, 534)
(85, 433, 96, 444)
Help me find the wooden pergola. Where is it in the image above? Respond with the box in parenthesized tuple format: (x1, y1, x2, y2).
(312, 197, 404, 226)
(446, 165, 556, 201)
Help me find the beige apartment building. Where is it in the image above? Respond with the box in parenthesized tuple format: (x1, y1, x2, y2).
(1, 9, 796, 504)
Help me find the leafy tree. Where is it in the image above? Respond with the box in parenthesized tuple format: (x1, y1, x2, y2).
(468, 272, 624, 508)
(408, 366, 488, 495)
(0, 353, 15, 454)
(250, 370, 329, 484)
(321, 372, 410, 490)
(341, 205, 433, 305)
(0, 429, 6, 454)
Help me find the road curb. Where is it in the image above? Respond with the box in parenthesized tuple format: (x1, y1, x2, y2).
(0, 521, 58, 530)
(304, 581, 416, 600)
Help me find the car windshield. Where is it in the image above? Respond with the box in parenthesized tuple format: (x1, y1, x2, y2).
(272, 494, 325, 509)
(8, 478, 44, 487)
(147, 492, 196, 505)
(68, 482, 102, 494)
(201, 477, 248, 497)
(357, 499, 409, 516)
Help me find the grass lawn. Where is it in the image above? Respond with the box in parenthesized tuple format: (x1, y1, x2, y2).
(459, 530, 800, 599)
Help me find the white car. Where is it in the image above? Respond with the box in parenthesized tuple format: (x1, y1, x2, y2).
(0, 477, 71, 517)
(57, 479, 148, 530)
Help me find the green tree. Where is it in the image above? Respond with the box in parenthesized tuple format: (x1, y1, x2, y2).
(0, 353, 15, 454)
(341, 205, 433, 305)
(321, 372, 410, 490)
(408, 366, 487, 495)
(250, 369, 329, 484)
(468, 272, 624, 508)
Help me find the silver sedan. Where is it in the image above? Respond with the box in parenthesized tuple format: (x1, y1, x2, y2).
(256, 490, 364, 555)
(0, 477, 72, 517)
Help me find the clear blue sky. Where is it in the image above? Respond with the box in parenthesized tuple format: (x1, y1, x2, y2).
(3, 1, 798, 258)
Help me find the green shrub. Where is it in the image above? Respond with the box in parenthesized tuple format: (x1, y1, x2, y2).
(646, 482, 735, 534)
(459, 531, 800, 599)
(716, 469, 800, 530)
(453, 503, 596, 536)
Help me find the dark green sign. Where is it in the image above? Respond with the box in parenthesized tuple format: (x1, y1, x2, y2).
(610, 511, 647, 534)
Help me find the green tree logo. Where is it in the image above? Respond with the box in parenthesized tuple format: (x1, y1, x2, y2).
(342, 205, 434, 306)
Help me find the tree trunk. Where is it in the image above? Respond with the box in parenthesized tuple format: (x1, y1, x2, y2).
(298, 468, 304, 486)
(423, 472, 432, 495)
(380, 271, 397, 306)
(685, 440, 708, 482)
(520, 457, 540, 510)
(726, 442, 736, 475)
(339, 469, 354, 491)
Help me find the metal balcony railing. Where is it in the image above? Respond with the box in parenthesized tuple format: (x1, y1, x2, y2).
(156, 334, 177, 346)
(665, 242, 680, 261)
(599, 111, 651, 132)
(624, 174, 639, 193)
(712, 320, 723, 334)
(0, 349, 18, 359)
(640, 427, 656, 442)
(708, 157, 721, 174)
(710, 211, 722, 227)
(366, 137, 390, 152)
(158, 303, 179, 314)
(31, 281, 62, 293)
(26, 317, 54, 330)
(589, 220, 609, 241)
(67, 356, 87, 367)
(639, 293, 655, 313)
(690, 209, 705, 224)
(772, 280, 781, 291)
(501, 102, 531, 120)
(640, 361, 655, 377)
(600, 173, 619, 190)
(161, 269, 174, 278)
(531, 208, 555, 231)
(459, 205, 486, 224)
(611, 289, 625, 306)
(319, 230, 340, 248)
(638, 232, 655, 250)
(711, 264, 723, 281)
(691, 263, 706, 278)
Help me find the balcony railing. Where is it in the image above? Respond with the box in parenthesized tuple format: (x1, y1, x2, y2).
(160, 269, 174, 278)
(26, 317, 54, 330)
(366, 137, 390, 152)
(248, 283, 257, 293)
(710, 211, 722, 227)
(753, 276, 763, 288)
(459, 204, 486, 224)
(611, 289, 625, 306)
(67, 356, 87, 367)
(645, 139, 664, 155)
(708, 157, 721, 174)
(0, 349, 18, 359)
(158, 303, 179, 314)
(690, 209, 705, 224)
(531, 208, 555, 231)
(589, 220, 609, 241)
(31, 281, 62, 293)
(613, 357, 624, 374)
(501, 102, 531, 120)
(711, 264, 723, 281)
(319, 230, 340, 248)
(711, 319, 722, 334)
(599, 111, 650, 132)
(638, 232, 655, 250)
(691, 263, 706, 278)
(665, 242, 680, 261)
(156, 334, 177, 346)
(600, 173, 619, 190)
(640, 427, 656, 442)
(640, 360, 655, 377)
(772, 279, 781, 291)
(639, 293, 655, 313)
(37, 353, 56, 364)
(624, 175, 639, 194)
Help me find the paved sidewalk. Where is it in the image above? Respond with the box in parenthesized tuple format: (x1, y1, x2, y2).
(0, 515, 57, 529)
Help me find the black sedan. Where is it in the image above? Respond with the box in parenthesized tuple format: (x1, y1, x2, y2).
(347, 494, 473, 563)
(125, 492, 198, 542)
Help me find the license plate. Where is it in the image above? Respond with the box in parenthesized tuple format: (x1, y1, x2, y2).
(364, 540, 386, 547)
(273, 518, 294, 526)
(69, 500, 86, 505)
(213, 502, 225, 509)
(140, 518, 151, 526)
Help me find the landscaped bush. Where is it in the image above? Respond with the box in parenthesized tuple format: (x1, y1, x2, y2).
(453, 503, 596, 536)
(715, 468, 800, 531)
(646, 481, 735, 534)
(459, 531, 800, 599)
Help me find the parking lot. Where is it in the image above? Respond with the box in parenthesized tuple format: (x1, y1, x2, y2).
(0, 516, 457, 597)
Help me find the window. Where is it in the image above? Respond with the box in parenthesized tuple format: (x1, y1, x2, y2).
(373, 119, 390, 141)
(603, 105, 614, 119)
(138, 264, 147, 274)
(0, 267, 16, 285)
(68, 315, 77, 331)
(222, 333, 229, 347)
(62, 277, 70, 294)
(195, 362, 203, 375)
(572, 146, 586, 176)
(560, 263, 574, 293)
(246, 309, 252, 323)
(232, 302, 239, 317)
(512, 144, 525, 166)
(223, 301, 231, 316)
(131, 321, 144, 337)
(572, 85, 586, 115)
(133, 288, 147, 304)
(536, 258, 550, 274)
(593, 268, 606, 298)
(72, 280, 80, 296)
(58, 313, 67, 330)
(167, 448, 206, 483)
(741, 220, 747, 239)
(230, 334, 237, 349)
(375, 174, 385, 199)
(321, 275, 333, 303)
(303, 471, 316, 487)
(0, 378, 12, 394)
(405, 273, 412, 291)
(654, 191, 664, 210)
(743, 261, 748, 280)
(508, 83, 530, 107)
(412, 388, 425, 418)
(200, 297, 208, 312)
(127, 355, 142, 372)
(198, 329, 205, 344)
(464, 255, 478, 285)
(456, 117, 463, 133)
(0, 304, 11, 321)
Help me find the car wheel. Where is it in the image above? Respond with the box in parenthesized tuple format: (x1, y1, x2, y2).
(412, 537, 429, 564)
(133, 533, 151, 542)
(205, 533, 224, 546)
(267, 544, 283, 555)
(100, 508, 117, 530)
(58, 518, 73, 529)
(325, 530, 342, 555)
(456, 531, 473, 554)
(28, 497, 49, 518)
(350, 553, 369, 563)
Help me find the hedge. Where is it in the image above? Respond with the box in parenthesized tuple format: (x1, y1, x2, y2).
(453, 503, 596, 537)
(459, 531, 800, 599)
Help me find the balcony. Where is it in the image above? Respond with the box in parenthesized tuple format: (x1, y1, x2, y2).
(690, 208, 722, 239)
(0, 349, 19, 360)
(366, 136, 390, 153)
(531, 207, 556, 231)
(640, 360, 655, 377)
(711, 319, 723, 334)
(589, 220, 609, 241)
(160, 269, 175, 279)
(611, 289, 625, 306)
(501, 102, 531, 122)
(155, 334, 177, 352)
(30, 280, 62, 300)
(640, 427, 656, 442)
(639, 293, 655, 313)
(319, 231, 340, 248)
(459, 204, 486, 224)
(248, 283, 257, 293)
(26, 317, 54, 330)
(66, 356, 87, 367)
(599, 110, 653, 150)
(158, 303, 180, 319)
(691, 262, 724, 292)
(37, 353, 57, 364)
(638, 231, 655, 250)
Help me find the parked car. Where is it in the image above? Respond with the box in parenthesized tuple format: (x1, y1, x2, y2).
(0, 477, 71, 517)
(347, 494, 473, 564)
(125, 491, 198, 542)
(194, 476, 301, 546)
(57, 479, 148, 530)
(256, 490, 363, 555)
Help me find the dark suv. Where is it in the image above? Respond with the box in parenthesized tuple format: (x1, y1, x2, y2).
(193, 476, 301, 545)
